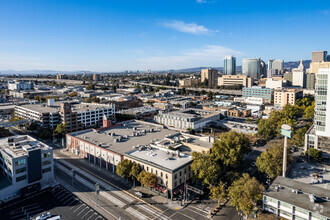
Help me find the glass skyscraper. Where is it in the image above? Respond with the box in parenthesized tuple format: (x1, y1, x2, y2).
(223, 55, 236, 75)
(315, 68, 330, 137)
(242, 58, 261, 79)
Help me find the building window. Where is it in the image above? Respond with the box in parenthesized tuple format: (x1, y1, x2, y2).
(156, 170, 158, 175)
(41, 152, 51, 158)
(174, 181, 177, 187)
(174, 174, 177, 179)
(42, 167, 51, 173)
(160, 172, 163, 177)
(151, 168, 153, 173)
(16, 175, 27, 182)
(15, 159, 26, 166)
(180, 171, 182, 176)
(16, 167, 26, 174)
(147, 167, 149, 171)
(166, 174, 168, 179)
(42, 160, 51, 166)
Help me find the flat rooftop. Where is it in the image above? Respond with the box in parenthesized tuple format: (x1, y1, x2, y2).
(265, 176, 330, 217)
(17, 102, 113, 114)
(125, 147, 192, 172)
(159, 108, 219, 119)
(68, 120, 179, 155)
(289, 161, 330, 190)
(0, 135, 52, 159)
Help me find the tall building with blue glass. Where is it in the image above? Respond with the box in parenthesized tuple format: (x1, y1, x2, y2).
(242, 86, 273, 102)
(242, 58, 261, 79)
(223, 55, 236, 75)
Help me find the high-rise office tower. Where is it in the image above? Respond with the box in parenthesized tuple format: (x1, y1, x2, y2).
(315, 68, 330, 138)
(242, 58, 261, 79)
(201, 68, 218, 88)
(268, 60, 284, 77)
(223, 55, 236, 75)
(312, 51, 327, 62)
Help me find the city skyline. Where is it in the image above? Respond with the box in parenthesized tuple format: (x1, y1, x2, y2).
(1, 0, 330, 72)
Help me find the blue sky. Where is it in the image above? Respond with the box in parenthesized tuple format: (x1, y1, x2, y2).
(0, 0, 330, 72)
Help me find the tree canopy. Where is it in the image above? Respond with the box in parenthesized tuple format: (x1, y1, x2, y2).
(190, 151, 221, 186)
(209, 181, 227, 205)
(54, 123, 67, 135)
(137, 171, 158, 187)
(305, 148, 323, 161)
(212, 131, 251, 168)
(256, 143, 292, 179)
(116, 159, 133, 178)
(228, 173, 265, 218)
(130, 162, 141, 179)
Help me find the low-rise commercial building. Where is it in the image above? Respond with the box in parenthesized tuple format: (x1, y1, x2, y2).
(265, 78, 287, 89)
(201, 68, 218, 88)
(263, 176, 330, 220)
(217, 75, 252, 88)
(0, 135, 54, 200)
(66, 120, 213, 198)
(8, 81, 34, 91)
(243, 86, 273, 102)
(15, 101, 115, 132)
(274, 88, 303, 109)
(154, 108, 221, 131)
(118, 106, 159, 120)
(179, 78, 200, 87)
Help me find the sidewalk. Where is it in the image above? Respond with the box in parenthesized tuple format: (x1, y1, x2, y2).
(56, 149, 185, 210)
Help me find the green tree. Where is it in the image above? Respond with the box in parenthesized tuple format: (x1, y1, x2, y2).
(191, 151, 221, 186)
(68, 92, 78, 97)
(130, 162, 141, 187)
(116, 159, 133, 178)
(228, 174, 265, 219)
(303, 102, 315, 119)
(256, 143, 292, 179)
(86, 83, 95, 90)
(54, 123, 67, 136)
(212, 131, 251, 169)
(187, 128, 196, 135)
(209, 181, 227, 205)
(305, 148, 323, 161)
(292, 126, 309, 148)
(137, 171, 158, 187)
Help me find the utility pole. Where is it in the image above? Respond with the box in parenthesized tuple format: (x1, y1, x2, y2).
(95, 183, 100, 207)
(280, 124, 292, 177)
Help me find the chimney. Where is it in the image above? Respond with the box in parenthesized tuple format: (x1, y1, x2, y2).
(103, 115, 112, 128)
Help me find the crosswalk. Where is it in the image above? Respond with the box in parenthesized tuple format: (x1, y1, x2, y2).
(56, 159, 170, 220)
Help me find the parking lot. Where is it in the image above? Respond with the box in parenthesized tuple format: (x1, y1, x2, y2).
(0, 185, 105, 220)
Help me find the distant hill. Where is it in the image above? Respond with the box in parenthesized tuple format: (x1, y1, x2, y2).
(0, 60, 312, 75)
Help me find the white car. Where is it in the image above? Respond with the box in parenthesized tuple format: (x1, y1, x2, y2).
(36, 212, 51, 220)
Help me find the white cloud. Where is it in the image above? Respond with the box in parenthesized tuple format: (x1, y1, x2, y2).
(161, 20, 216, 35)
(139, 45, 242, 70)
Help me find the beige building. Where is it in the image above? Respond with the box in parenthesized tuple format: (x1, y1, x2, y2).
(179, 78, 200, 87)
(124, 132, 213, 198)
(201, 68, 218, 88)
(218, 75, 252, 87)
(93, 73, 100, 81)
(309, 61, 330, 75)
(274, 88, 303, 109)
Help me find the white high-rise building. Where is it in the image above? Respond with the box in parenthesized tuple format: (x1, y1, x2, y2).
(315, 68, 330, 137)
(223, 55, 236, 75)
(292, 60, 306, 88)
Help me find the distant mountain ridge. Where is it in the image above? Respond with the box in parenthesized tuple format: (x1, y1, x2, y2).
(0, 60, 312, 75)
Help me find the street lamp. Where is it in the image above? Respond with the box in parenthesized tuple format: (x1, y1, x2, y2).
(280, 124, 292, 178)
